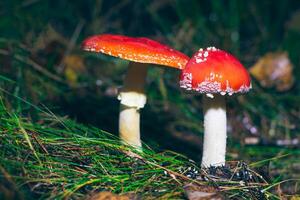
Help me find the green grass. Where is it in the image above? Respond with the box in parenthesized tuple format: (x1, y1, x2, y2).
(0, 89, 299, 199)
(0, 99, 184, 199)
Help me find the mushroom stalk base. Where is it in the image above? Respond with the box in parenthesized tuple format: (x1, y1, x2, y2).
(118, 62, 148, 148)
(119, 105, 142, 147)
(201, 95, 226, 167)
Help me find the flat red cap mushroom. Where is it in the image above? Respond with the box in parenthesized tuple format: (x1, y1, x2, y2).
(82, 34, 188, 69)
(179, 47, 251, 167)
(82, 34, 189, 148)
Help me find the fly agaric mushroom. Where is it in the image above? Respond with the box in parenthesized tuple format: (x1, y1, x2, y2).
(180, 47, 251, 167)
(82, 34, 189, 148)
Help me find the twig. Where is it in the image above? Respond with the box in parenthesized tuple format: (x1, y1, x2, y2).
(21, 0, 41, 7)
(57, 19, 85, 72)
(14, 54, 65, 83)
(0, 49, 10, 55)
(1, 44, 65, 83)
(32, 133, 49, 154)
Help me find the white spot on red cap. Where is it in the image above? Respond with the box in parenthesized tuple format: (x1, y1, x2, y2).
(179, 72, 193, 90)
(204, 51, 209, 57)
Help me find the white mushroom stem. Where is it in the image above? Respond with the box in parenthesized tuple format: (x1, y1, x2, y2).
(201, 94, 227, 167)
(118, 62, 148, 148)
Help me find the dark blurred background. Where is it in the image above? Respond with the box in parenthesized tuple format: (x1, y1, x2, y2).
(1, 0, 299, 173)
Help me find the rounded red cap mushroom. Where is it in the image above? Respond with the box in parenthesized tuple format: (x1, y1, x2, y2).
(179, 47, 251, 167)
(82, 34, 189, 69)
(180, 47, 251, 96)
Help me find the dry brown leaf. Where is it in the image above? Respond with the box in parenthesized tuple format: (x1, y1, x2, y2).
(250, 52, 294, 91)
(184, 183, 224, 200)
(86, 191, 136, 200)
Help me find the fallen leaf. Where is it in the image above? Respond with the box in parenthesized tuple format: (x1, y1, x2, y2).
(184, 183, 224, 200)
(250, 52, 294, 91)
(86, 191, 136, 200)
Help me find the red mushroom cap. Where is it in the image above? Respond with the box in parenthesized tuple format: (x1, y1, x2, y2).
(180, 47, 251, 95)
(82, 34, 189, 69)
